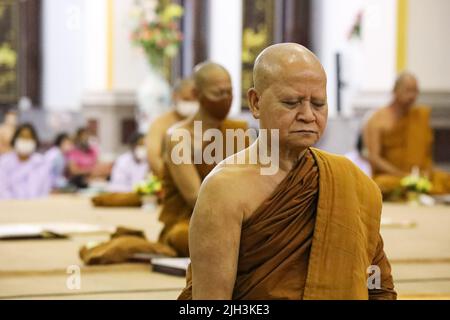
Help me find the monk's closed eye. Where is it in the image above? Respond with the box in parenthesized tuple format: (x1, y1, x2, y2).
(281, 100, 299, 108)
(312, 101, 326, 108)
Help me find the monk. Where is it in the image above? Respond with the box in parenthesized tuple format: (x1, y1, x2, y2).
(179, 43, 396, 300)
(146, 78, 198, 178)
(364, 72, 450, 195)
(159, 62, 249, 257)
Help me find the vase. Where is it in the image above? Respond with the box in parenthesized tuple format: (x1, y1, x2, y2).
(136, 64, 172, 133)
(141, 194, 158, 212)
(406, 191, 420, 206)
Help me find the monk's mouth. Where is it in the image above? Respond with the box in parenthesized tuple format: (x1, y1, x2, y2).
(291, 130, 318, 134)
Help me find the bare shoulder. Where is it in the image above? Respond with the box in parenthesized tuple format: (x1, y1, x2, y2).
(197, 148, 273, 220)
(201, 156, 260, 206)
(367, 107, 389, 128)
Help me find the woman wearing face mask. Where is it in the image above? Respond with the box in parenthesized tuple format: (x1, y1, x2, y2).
(106, 133, 149, 193)
(67, 127, 99, 189)
(0, 123, 52, 199)
(45, 133, 74, 190)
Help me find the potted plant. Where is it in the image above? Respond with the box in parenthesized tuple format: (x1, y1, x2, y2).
(130, 0, 184, 132)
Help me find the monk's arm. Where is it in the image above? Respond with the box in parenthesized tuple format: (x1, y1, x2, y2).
(368, 234, 397, 300)
(146, 121, 165, 177)
(190, 174, 243, 299)
(165, 132, 202, 208)
(364, 120, 406, 176)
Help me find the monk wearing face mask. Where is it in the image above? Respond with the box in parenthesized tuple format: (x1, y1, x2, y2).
(158, 62, 249, 257)
(146, 78, 198, 178)
(0, 123, 52, 199)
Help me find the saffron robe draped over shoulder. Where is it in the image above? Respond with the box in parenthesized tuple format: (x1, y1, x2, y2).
(179, 148, 396, 300)
(373, 106, 450, 195)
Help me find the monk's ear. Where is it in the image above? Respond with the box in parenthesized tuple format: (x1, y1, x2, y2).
(247, 88, 261, 119)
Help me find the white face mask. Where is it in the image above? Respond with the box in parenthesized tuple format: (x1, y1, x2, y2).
(175, 100, 199, 117)
(134, 146, 147, 162)
(14, 138, 36, 156)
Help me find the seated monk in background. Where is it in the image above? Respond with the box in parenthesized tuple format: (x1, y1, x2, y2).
(146, 78, 198, 178)
(179, 43, 396, 300)
(363, 72, 450, 195)
(159, 62, 249, 257)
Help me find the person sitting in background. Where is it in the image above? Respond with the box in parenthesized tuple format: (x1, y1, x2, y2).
(345, 133, 371, 177)
(146, 78, 198, 178)
(45, 133, 74, 190)
(0, 123, 51, 199)
(159, 62, 249, 257)
(0, 110, 18, 155)
(107, 133, 149, 193)
(67, 127, 98, 189)
(363, 72, 450, 195)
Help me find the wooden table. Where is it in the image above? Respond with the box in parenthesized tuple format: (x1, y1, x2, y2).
(0, 195, 449, 299)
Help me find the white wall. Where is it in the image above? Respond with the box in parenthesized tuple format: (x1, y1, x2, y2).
(112, 0, 148, 91)
(42, 0, 85, 111)
(408, 0, 450, 91)
(208, 0, 243, 116)
(312, 0, 397, 117)
(83, 0, 107, 93)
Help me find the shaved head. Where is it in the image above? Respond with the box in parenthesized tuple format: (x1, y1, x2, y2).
(193, 61, 230, 91)
(173, 78, 194, 94)
(393, 71, 417, 92)
(392, 71, 419, 109)
(173, 77, 196, 102)
(192, 61, 233, 120)
(248, 43, 328, 153)
(253, 43, 326, 93)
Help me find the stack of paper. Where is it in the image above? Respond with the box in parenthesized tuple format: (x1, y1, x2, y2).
(151, 257, 190, 277)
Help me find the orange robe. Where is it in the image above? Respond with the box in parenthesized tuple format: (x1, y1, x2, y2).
(179, 148, 396, 299)
(159, 119, 249, 257)
(372, 106, 450, 195)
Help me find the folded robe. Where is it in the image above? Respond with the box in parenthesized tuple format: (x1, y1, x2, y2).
(91, 192, 142, 207)
(79, 227, 176, 265)
(179, 148, 396, 300)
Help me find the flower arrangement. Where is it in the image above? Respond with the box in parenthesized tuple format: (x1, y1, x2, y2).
(400, 175, 432, 194)
(130, 0, 184, 69)
(134, 174, 163, 197)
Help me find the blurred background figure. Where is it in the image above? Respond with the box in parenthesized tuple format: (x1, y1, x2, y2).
(0, 123, 51, 199)
(67, 127, 98, 189)
(146, 78, 197, 177)
(44, 133, 74, 190)
(0, 110, 18, 155)
(345, 132, 371, 177)
(107, 132, 149, 193)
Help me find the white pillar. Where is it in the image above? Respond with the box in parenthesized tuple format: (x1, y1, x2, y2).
(208, 0, 243, 116)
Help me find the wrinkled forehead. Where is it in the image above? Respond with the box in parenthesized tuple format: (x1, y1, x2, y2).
(201, 71, 232, 92)
(266, 67, 327, 95)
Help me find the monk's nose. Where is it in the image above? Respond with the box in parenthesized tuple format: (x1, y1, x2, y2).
(295, 102, 316, 123)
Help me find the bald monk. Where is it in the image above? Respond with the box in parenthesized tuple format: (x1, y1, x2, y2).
(179, 43, 396, 300)
(146, 78, 198, 178)
(159, 62, 249, 257)
(364, 72, 450, 195)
